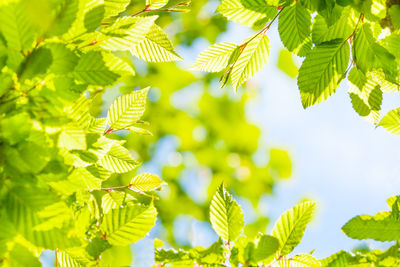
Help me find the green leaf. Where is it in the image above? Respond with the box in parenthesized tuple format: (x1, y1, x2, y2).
(382, 33, 400, 60)
(99, 16, 157, 51)
(191, 42, 239, 72)
(73, 51, 120, 86)
(45, 43, 79, 74)
(88, 117, 107, 133)
(56, 249, 92, 267)
(8, 244, 41, 267)
(102, 51, 135, 76)
(354, 23, 397, 81)
(0, 1, 36, 51)
(46, 0, 79, 37)
(272, 200, 316, 255)
(348, 68, 382, 124)
(254, 234, 279, 262)
(64, 0, 105, 40)
(5, 186, 80, 249)
(130, 24, 181, 62)
(231, 34, 270, 91)
(298, 39, 350, 108)
(58, 127, 87, 150)
(217, 0, 277, 27)
(107, 87, 149, 130)
(104, 0, 130, 18)
(277, 254, 321, 267)
(379, 108, 400, 135)
(129, 173, 165, 192)
(209, 184, 244, 241)
(101, 191, 136, 214)
(146, 0, 168, 9)
(342, 211, 400, 241)
(101, 204, 157, 246)
(97, 143, 139, 173)
(278, 3, 312, 57)
(311, 7, 355, 45)
(321, 251, 353, 267)
(155, 248, 193, 265)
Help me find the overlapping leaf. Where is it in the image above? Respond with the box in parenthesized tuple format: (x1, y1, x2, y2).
(354, 23, 397, 81)
(104, 0, 130, 18)
(278, 3, 312, 57)
(348, 68, 382, 124)
(298, 39, 350, 108)
(74, 51, 120, 85)
(146, 0, 168, 9)
(191, 42, 238, 72)
(311, 7, 355, 45)
(97, 143, 139, 173)
(231, 34, 270, 91)
(0, 1, 36, 51)
(217, 0, 277, 27)
(99, 16, 157, 51)
(379, 108, 400, 135)
(130, 24, 181, 62)
(101, 204, 157, 246)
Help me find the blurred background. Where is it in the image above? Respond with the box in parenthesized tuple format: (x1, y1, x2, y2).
(42, 0, 400, 265)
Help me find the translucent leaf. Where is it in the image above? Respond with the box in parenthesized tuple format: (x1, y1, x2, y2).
(56, 249, 92, 267)
(8, 244, 41, 267)
(107, 87, 149, 130)
(354, 23, 397, 81)
(321, 251, 352, 267)
(97, 144, 139, 173)
(342, 211, 400, 241)
(45, 43, 79, 74)
(104, 0, 130, 17)
(298, 39, 350, 108)
(88, 117, 107, 133)
(65, 93, 91, 129)
(231, 34, 270, 91)
(129, 173, 164, 192)
(130, 24, 181, 62)
(99, 16, 157, 51)
(5, 186, 80, 249)
(101, 191, 136, 214)
(146, 0, 168, 9)
(278, 3, 312, 57)
(348, 68, 382, 124)
(73, 51, 120, 86)
(311, 7, 355, 45)
(276, 254, 321, 267)
(209, 184, 244, 241)
(0, 1, 36, 51)
(64, 0, 105, 40)
(254, 234, 279, 262)
(379, 108, 400, 135)
(191, 42, 239, 72)
(58, 127, 86, 150)
(272, 200, 316, 255)
(101, 52, 135, 76)
(382, 33, 400, 59)
(217, 0, 277, 27)
(101, 204, 157, 246)
(155, 248, 193, 265)
(47, 0, 79, 37)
